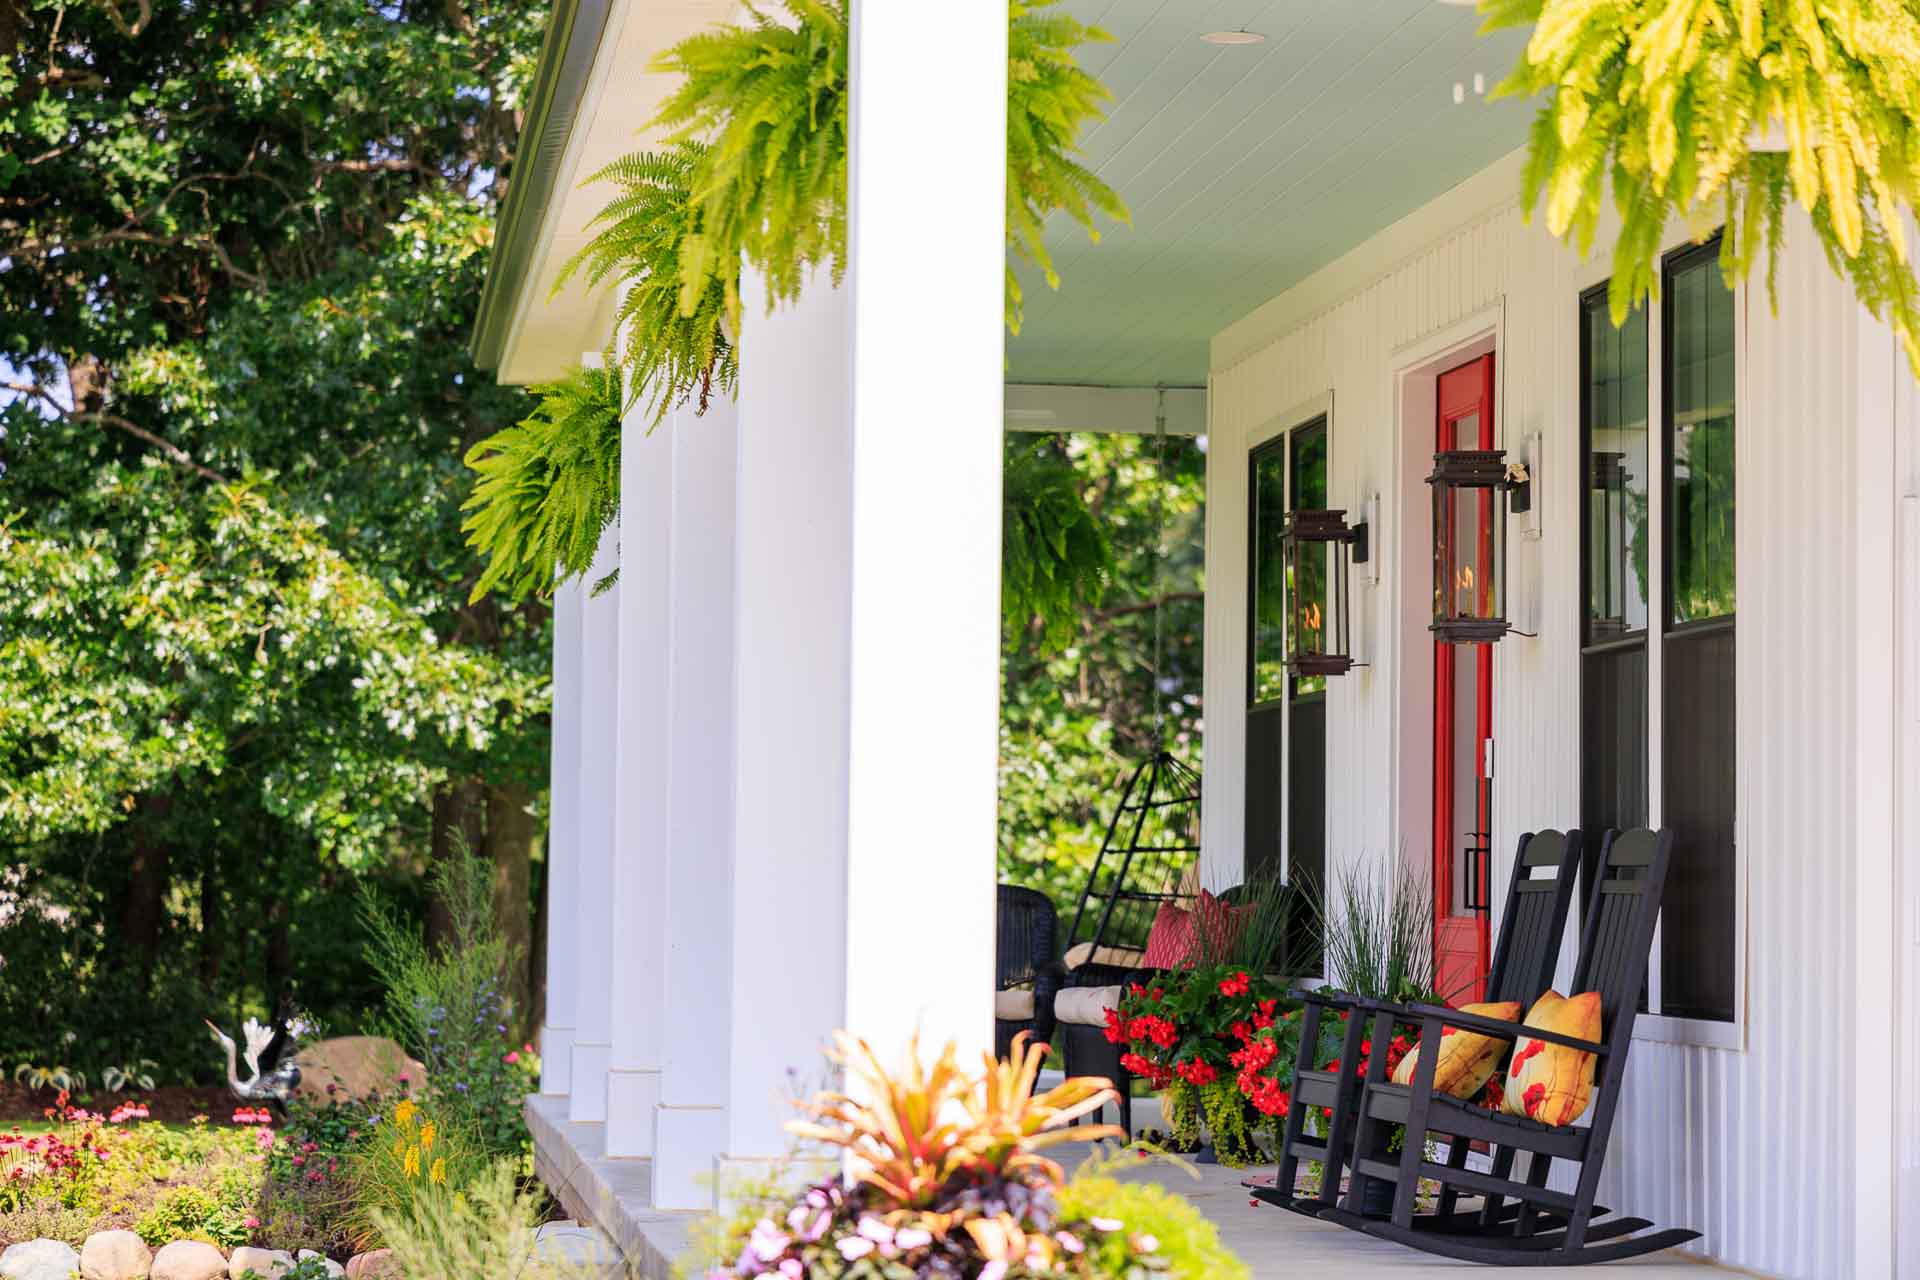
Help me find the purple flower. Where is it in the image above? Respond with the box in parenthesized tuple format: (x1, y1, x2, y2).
(746, 1219, 789, 1262)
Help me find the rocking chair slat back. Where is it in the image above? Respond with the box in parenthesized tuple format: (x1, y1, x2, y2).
(1573, 828, 1667, 1041)
(1483, 829, 1582, 1008)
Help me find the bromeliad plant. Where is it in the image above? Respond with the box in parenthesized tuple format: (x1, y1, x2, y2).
(1481, 0, 1920, 375)
(693, 1032, 1246, 1279)
(463, 0, 1128, 606)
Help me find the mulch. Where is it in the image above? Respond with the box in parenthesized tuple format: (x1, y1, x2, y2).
(0, 1082, 241, 1126)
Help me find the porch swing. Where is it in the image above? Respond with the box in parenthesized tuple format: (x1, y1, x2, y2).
(1044, 394, 1206, 1134)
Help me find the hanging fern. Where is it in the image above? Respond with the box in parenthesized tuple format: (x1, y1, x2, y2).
(1002, 435, 1113, 653)
(648, 0, 850, 321)
(1006, 0, 1130, 335)
(553, 143, 736, 426)
(460, 364, 622, 604)
(467, 0, 1129, 601)
(1482, 0, 1920, 375)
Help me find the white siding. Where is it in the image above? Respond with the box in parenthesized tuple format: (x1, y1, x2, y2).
(1205, 149, 1883, 1278)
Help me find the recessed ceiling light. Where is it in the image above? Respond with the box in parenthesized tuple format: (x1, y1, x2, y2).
(1201, 29, 1266, 45)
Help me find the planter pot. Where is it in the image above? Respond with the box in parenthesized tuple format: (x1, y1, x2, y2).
(1358, 1176, 1397, 1218)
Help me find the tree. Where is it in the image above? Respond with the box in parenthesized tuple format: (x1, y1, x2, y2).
(0, 0, 550, 1067)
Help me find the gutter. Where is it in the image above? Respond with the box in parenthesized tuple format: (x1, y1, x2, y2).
(470, 0, 617, 373)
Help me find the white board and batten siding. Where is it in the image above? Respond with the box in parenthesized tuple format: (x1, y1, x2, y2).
(1203, 147, 1918, 1279)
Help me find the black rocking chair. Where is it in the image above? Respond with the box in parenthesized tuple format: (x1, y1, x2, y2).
(994, 884, 1061, 1061)
(1323, 826, 1700, 1265)
(1255, 828, 1582, 1218)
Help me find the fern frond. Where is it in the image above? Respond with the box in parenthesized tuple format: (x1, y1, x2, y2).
(461, 365, 623, 603)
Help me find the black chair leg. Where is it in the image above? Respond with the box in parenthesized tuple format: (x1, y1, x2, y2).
(1479, 1144, 1516, 1226)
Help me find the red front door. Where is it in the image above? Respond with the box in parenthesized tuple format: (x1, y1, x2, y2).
(1433, 354, 1495, 1004)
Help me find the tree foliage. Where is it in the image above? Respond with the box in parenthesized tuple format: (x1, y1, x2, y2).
(1483, 0, 1920, 373)
(0, 0, 550, 1071)
(1002, 435, 1115, 654)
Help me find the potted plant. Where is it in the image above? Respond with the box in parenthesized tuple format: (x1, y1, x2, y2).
(688, 1032, 1249, 1279)
(1101, 878, 1313, 1167)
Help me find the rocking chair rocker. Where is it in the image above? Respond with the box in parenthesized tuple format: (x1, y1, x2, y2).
(1321, 827, 1700, 1265)
(1253, 827, 1582, 1219)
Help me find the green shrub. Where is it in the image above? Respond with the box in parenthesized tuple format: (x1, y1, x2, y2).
(135, 1185, 252, 1249)
(360, 837, 536, 1162)
(368, 1158, 568, 1280)
(1058, 1156, 1252, 1280)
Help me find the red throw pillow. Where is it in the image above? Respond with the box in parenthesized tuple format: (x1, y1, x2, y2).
(1192, 890, 1255, 964)
(1140, 901, 1195, 969)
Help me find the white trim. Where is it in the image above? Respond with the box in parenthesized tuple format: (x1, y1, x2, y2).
(1004, 383, 1205, 436)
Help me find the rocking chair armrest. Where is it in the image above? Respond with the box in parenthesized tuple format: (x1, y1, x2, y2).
(1404, 1002, 1611, 1056)
(1299, 987, 1364, 1010)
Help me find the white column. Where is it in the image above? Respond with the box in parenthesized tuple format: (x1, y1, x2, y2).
(569, 523, 621, 1123)
(651, 396, 739, 1209)
(725, 267, 854, 1167)
(605, 409, 675, 1156)
(841, 0, 1004, 1059)
(540, 578, 584, 1096)
(719, 0, 1006, 1173)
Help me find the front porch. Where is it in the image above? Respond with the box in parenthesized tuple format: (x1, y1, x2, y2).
(526, 1094, 1729, 1279)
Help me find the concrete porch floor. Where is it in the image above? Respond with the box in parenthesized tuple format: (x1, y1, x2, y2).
(527, 1094, 1734, 1278)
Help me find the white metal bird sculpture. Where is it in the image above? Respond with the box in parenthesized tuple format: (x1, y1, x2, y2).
(205, 1016, 302, 1107)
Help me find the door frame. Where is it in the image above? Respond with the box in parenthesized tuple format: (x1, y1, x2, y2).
(1387, 304, 1505, 991)
(1433, 352, 1497, 1003)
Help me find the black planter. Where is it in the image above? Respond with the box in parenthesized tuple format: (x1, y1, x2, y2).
(1358, 1176, 1397, 1218)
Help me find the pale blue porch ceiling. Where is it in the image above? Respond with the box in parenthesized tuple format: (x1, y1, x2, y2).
(1006, 0, 1535, 387)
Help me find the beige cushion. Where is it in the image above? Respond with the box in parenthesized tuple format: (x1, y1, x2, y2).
(1055, 985, 1124, 1027)
(1063, 941, 1148, 972)
(994, 989, 1037, 1022)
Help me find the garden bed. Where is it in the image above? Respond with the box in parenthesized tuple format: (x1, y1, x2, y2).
(0, 1084, 234, 1128)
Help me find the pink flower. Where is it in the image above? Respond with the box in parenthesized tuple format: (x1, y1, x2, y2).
(505, 1051, 520, 1065)
(292, 1155, 305, 1167)
(836, 1238, 874, 1261)
(243, 1216, 260, 1229)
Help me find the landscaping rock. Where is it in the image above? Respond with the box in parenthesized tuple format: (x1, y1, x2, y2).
(228, 1248, 293, 1279)
(0, 1239, 81, 1280)
(150, 1241, 228, 1280)
(343, 1250, 399, 1280)
(81, 1230, 153, 1280)
(295, 1253, 343, 1280)
(293, 1037, 425, 1103)
(531, 1223, 622, 1278)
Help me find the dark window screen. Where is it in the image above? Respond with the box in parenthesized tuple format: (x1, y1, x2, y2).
(1245, 703, 1285, 880)
(1659, 239, 1737, 1023)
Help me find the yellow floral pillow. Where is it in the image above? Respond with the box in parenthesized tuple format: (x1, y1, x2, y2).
(1390, 1000, 1523, 1099)
(1502, 990, 1603, 1126)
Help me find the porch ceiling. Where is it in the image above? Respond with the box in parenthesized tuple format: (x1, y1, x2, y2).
(1006, 0, 1535, 389)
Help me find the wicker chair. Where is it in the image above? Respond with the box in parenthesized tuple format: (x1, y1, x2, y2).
(994, 884, 1061, 1061)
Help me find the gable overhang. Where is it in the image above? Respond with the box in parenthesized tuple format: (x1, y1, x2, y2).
(472, 0, 736, 386)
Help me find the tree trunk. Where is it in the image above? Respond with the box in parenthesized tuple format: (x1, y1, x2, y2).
(119, 793, 173, 986)
(199, 862, 223, 988)
(485, 782, 536, 1038)
(264, 897, 291, 1015)
(528, 844, 548, 1049)
(425, 779, 484, 953)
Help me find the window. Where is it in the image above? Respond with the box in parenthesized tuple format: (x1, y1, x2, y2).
(1246, 418, 1328, 903)
(1577, 237, 1739, 1030)
(1660, 241, 1737, 1023)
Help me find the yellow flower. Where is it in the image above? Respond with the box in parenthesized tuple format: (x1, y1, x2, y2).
(419, 1121, 435, 1152)
(393, 1099, 418, 1128)
(429, 1157, 447, 1186)
(392, 1138, 406, 1159)
(403, 1145, 421, 1178)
